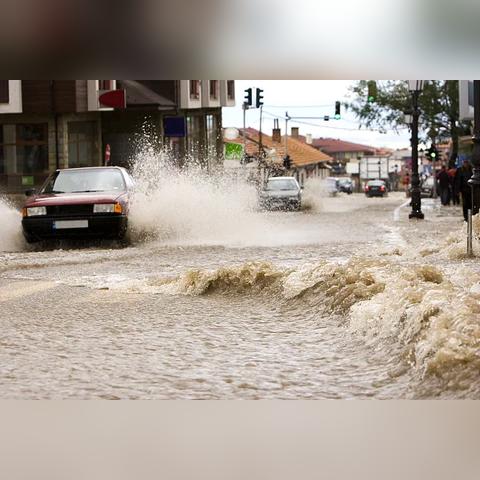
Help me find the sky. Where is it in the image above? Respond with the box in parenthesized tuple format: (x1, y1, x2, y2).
(222, 81, 411, 150)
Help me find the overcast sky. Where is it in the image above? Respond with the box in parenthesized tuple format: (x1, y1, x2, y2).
(222, 80, 411, 150)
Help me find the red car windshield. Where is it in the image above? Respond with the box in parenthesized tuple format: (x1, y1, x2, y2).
(42, 169, 126, 194)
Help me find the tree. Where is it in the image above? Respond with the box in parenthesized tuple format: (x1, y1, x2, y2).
(346, 80, 470, 167)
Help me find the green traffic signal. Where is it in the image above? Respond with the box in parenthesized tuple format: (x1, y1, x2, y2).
(334, 101, 341, 119)
(367, 81, 377, 103)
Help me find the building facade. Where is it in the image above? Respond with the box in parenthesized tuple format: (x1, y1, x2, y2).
(0, 80, 235, 193)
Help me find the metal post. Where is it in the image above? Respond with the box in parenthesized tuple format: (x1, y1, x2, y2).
(285, 111, 289, 157)
(467, 209, 473, 256)
(242, 102, 247, 164)
(409, 90, 424, 219)
(258, 105, 263, 158)
(468, 80, 480, 214)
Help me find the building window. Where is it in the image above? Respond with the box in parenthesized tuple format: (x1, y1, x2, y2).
(68, 122, 97, 168)
(209, 81, 219, 100)
(189, 80, 200, 100)
(0, 80, 9, 103)
(227, 80, 235, 100)
(98, 80, 113, 90)
(0, 123, 49, 190)
(205, 114, 217, 150)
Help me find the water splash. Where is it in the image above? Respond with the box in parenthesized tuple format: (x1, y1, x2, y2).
(0, 197, 23, 252)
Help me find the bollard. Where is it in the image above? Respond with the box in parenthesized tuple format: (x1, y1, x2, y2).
(467, 209, 473, 256)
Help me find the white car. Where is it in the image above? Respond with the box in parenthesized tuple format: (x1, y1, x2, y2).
(259, 176, 302, 211)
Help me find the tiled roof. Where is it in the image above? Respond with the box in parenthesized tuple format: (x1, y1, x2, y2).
(226, 128, 333, 167)
(310, 138, 376, 154)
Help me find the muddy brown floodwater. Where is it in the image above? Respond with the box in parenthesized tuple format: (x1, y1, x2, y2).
(0, 191, 479, 399)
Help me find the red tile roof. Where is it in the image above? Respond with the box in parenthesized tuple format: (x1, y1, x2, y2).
(227, 128, 333, 167)
(310, 138, 376, 154)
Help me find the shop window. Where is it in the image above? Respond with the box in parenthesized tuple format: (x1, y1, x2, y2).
(15, 124, 48, 174)
(206, 114, 217, 149)
(68, 121, 97, 168)
(186, 115, 202, 155)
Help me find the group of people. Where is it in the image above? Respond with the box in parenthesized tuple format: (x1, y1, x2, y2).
(437, 161, 473, 221)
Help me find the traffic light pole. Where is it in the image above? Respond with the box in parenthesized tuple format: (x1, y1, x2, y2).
(468, 80, 480, 215)
(409, 90, 424, 220)
(242, 102, 247, 163)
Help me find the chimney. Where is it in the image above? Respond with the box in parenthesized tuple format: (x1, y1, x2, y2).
(291, 127, 299, 138)
(306, 133, 312, 144)
(272, 118, 281, 143)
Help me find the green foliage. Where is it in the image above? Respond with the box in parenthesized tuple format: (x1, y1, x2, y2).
(345, 80, 471, 164)
(346, 80, 467, 140)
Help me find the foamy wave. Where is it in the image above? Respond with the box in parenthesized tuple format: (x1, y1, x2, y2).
(146, 256, 479, 394)
(0, 197, 24, 252)
(149, 261, 285, 295)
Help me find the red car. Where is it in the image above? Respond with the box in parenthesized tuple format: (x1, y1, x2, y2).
(22, 166, 134, 243)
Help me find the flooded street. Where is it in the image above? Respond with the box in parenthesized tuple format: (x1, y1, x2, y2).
(1, 188, 479, 399)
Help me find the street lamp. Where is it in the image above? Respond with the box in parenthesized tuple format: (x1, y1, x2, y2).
(468, 80, 480, 215)
(408, 80, 425, 219)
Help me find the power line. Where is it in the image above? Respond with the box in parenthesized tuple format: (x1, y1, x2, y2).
(261, 110, 408, 134)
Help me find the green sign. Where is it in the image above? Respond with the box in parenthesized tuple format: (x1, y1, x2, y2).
(22, 176, 34, 186)
(225, 142, 244, 160)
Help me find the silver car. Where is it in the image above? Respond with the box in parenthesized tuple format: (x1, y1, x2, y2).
(259, 176, 302, 211)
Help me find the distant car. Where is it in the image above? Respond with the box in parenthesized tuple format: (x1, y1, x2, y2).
(365, 179, 387, 197)
(420, 176, 435, 198)
(259, 176, 302, 211)
(22, 166, 134, 243)
(337, 178, 353, 194)
(325, 177, 339, 196)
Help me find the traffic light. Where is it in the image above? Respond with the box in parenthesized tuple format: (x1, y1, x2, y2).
(244, 88, 252, 107)
(283, 155, 291, 170)
(324, 115, 330, 121)
(367, 80, 377, 103)
(427, 145, 439, 161)
(334, 101, 341, 120)
(256, 88, 264, 108)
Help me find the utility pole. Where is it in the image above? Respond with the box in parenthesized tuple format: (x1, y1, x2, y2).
(242, 102, 247, 163)
(285, 111, 289, 157)
(259, 105, 263, 158)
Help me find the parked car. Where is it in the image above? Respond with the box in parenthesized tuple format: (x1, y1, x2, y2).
(259, 176, 302, 211)
(365, 179, 388, 197)
(22, 166, 134, 242)
(337, 178, 353, 194)
(325, 177, 339, 196)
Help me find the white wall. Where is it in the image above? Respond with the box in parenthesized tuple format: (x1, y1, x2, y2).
(0, 80, 22, 114)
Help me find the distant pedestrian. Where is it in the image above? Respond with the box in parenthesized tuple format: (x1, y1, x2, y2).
(403, 173, 410, 197)
(437, 166, 450, 206)
(448, 166, 459, 205)
(455, 160, 473, 221)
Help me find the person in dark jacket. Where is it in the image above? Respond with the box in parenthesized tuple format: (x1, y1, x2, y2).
(448, 167, 459, 205)
(437, 166, 450, 205)
(455, 160, 473, 221)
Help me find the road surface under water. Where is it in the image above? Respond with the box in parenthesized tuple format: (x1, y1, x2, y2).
(0, 189, 479, 399)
